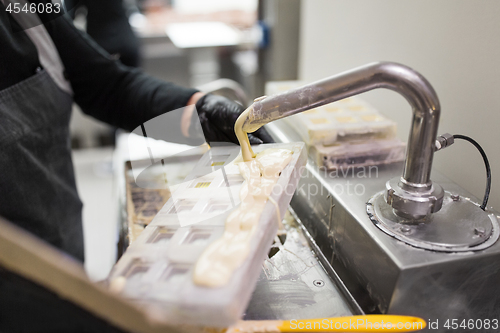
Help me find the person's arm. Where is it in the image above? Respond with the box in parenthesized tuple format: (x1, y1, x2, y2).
(181, 92, 204, 137)
(41, 11, 272, 145)
(42, 13, 196, 133)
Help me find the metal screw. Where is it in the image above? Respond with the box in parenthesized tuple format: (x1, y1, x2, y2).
(313, 280, 325, 287)
(451, 194, 460, 201)
(400, 226, 411, 234)
(474, 227, 485, 236)
(386, 189, 395, 204)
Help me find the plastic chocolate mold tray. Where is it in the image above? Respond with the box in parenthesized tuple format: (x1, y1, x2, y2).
(310, 139, 406, 170)
(108, 142, 307, 327)
(284, 98, 397, 146)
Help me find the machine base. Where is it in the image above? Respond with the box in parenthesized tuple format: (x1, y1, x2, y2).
(268, 120, 500, 329)
(368, 191, 500, 252)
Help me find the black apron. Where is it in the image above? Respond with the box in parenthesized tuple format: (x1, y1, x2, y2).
(0, 69, 84, 262)
(0, 9, 132, 329)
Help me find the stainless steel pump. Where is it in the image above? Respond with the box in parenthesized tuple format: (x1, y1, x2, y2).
(243, 62, 443, 220)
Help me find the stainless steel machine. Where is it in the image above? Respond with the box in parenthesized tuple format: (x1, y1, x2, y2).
(112, 63, 499, 330)
(243, 62, 500, 324)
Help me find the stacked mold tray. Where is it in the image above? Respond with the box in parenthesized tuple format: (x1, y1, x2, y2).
(309, 139, 406, 170)
(265, 81, 406, 170)
(108, 142, 307, 327)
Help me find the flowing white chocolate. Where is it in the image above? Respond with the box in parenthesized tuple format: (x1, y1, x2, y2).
(193, 107, 292, 288)
(234, 106, 256, 162)
(193, 149, 292, 287)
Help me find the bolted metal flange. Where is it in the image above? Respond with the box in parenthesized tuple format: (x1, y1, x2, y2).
(385, 177, 445, 220)
(368, 191, 499, 252)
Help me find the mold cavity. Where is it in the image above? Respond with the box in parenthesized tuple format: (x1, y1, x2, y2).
(183, 228, 212, 245)
(194, 181, 211, 188)
(336, 116, 357, 123)
(147, 227, 177, 245)
(348, 105, 366, 111)
(310, 118, 329, 125)
(304, 109, 318, 114)
(361, 115, 382, 122)
(123, 259, 150, 283)
(168, 200, 196, 214)
(203, 201, 230, 213)
(162, 265, 190, 285)
(324, 106, 340, 112)
(189, 176, 215, 188)
(206, 154, 230, 167)
(219, 175, 244, 187)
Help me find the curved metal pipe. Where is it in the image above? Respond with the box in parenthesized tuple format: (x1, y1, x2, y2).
(243, 62, 440, 187)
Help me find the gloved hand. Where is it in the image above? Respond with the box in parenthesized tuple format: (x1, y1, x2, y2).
(190, 94, 274, 145)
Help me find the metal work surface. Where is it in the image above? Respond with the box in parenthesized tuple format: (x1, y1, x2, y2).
(244, 212, 358, 320)
(266, 119, 500, 326)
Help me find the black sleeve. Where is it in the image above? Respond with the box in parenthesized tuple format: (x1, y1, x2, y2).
(41, 13, 198, 133)
(0, 3, 41, 91)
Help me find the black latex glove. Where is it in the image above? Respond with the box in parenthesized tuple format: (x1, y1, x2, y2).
(190, 94, 274, 145)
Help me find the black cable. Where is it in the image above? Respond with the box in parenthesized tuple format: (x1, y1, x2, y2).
(453, 134, 491, 210)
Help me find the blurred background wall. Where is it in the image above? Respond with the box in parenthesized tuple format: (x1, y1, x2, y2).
(299, 0, 500, 209)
